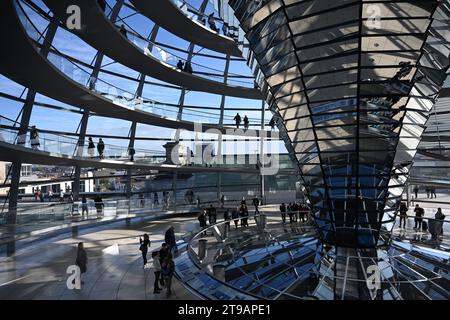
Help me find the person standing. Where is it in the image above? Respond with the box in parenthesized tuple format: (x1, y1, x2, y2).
(224, 209, 231, 233)
(233, 113, 242, 128)
(60, 189, 65, 202)
(87, 137, 95, 158)
(425, 186, 430, 199)
(47, 189, 53, 202)
(243, 115, 249, 130)
(81, 195, 89, 216)
(413, 185, 419, 199)
(399, 202, 407, 228)
(97, 138, 105, 159)
(220, 194, 225, 208)
(208, 204, 217, 224)
(139, 233, 150, 268)
(161, 253, 175, 298)
(152, 251, 162, 294)
(177, 60, 184, 70)
(94, 194, 104, 214)
(75, 242, 87, 285)
(165, 226, 176, 250)
(153, 192, 159, 206)
(30, 126, 40, 150)
(280, 202, 286, 223)
(414, 204, 424, 230)
(433, 208, 445, 241)
(198, 209, 207, 234)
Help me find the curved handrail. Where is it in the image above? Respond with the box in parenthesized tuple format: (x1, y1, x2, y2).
(10, 0, 266, 130)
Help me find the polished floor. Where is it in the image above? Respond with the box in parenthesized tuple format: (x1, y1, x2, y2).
(0, 214, 200, 300)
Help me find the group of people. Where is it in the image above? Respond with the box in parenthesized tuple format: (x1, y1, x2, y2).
(279, 202, 310, 224)
(413, 185, 437, 199)
(85, 137, 135, 161)
(233, 113, 250, 129)
(176, 60, 193, 74)
(398, 203, 446, 241)
(139, 226, 176, 297)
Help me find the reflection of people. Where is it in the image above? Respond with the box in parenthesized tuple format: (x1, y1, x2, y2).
(399, 202, 407, 228)
(413, 185, 419, 198)
(433, 208, 445, 241)
(153, 192, 159, 205)
(414, 204, 424, 229)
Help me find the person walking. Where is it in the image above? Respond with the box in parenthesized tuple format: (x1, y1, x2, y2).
(60, 189, 65, 202)
(87, 137, 95, 158)
(97, 138, 105, 159)
(139, 193, 145, 207)
(233, 113, 242, 128)
(139, 233, 151, 268)
(252, 196, 260, 215)
(399, 202, 407, 228)
(161, 253, 175, 298)
(243, 115, 249, 130)
(414, 204, 424, 230)
(81, 195, 89, 216)
(280, 202, 286, 223)
(430, 186, 437, 199)
(425, 186, 430, 199)
(30, 126, 40, 150)
(165, 226, 176, 250)
(153, 192, 159, 206)
(75, 242, 87, 285)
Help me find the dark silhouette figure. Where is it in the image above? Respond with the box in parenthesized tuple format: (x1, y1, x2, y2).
(399, 202, 407, 228)
(139, 233, 150, 267)
(280, 202, 286, 223)
(87, 137, 95, 158)
(184, 61, 193, 74)
(97, 138, 105, 159)
(94, 195, 104, 214)
(165, 226, 176, 250)
(161, 253, 175, 298)
(413, 185, 419, 198)
(207, 13, 217, 32)
(414, 204, 424, 229)
(234, 113, 241, 128)
(119, 24, 127, 38)
(30, 126, 40, 150)
(243, 115, 249, 130)
(177, 60, 184, 70)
